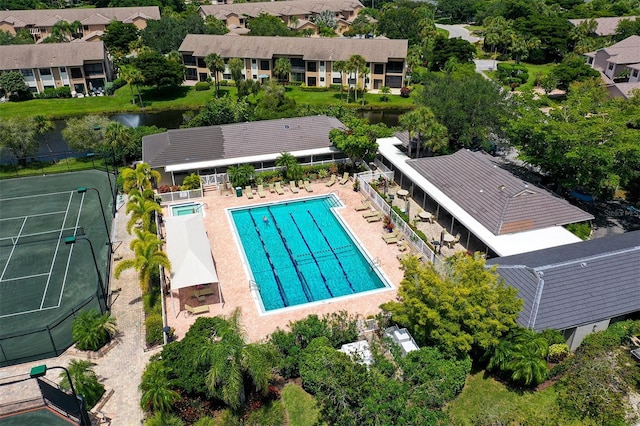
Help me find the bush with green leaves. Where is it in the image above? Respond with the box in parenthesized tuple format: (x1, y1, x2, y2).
(194, 81, 211, 91)
(144, 412, 184, 426)
(181, 173, 202, 190)
(145, 313, 164, 346)
(72, 309, 117, 352)
(59, 359, 105, 409)
(270, 312, 358, 379)
(140, 360, 181, 414)
(548, 343, 569, 363)
(497, 63, 529, 87)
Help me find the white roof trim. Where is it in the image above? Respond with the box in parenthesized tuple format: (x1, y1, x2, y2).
(377, 137, 582, 257)
(165, 146, 340, 173)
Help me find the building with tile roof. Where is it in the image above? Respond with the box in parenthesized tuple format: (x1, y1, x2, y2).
(569, 16, 637, 36)
(142, 115, 347, 185)
(376, 136, 594, 257)
(585, 35, 640, 98)
(0, 41, 112, 95)
(198, 0, 364, 36)
(486, 231, 640, 349)
(179, 34, 407, 92)
(0, 7, 160, 42)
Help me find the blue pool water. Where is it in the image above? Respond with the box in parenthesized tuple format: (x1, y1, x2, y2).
(170, 202, 204, 217)
(231, 195, 388, 311)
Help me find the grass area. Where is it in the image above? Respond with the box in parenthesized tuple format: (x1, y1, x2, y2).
(520, 63, 556, 90)
(281, 383, 321, 426)
(0, 156, 109, 180)
(446, 372, 587, 426)
(0, 84, 414, 120)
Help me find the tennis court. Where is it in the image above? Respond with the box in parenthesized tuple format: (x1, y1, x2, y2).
(0, 170, 114, 366)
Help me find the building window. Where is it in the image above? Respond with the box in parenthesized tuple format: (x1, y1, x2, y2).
(20, 69, 34, 77)
(386, 61, 403, 73)
(290, 58, 304, 69)
(320, 76, 324, 82)
(307, 76, 316, 86)
(260, 60, 270, 70)
(223, 73, 232, 80)
(373, 64, 384, 74)
(332, 77, 342, 84)
(183, 55, 196, 66)
(251, 59, 257, 64)
(84, 63, 104, 76)
(320, 61, 325, 66)
(291, 72, 304, 82)
(83, 25, 89, 31)
(197, 58, 206, 68)
(70, 67, 83, 79)
(633, 70, 639, 77)
(307, 62, 317, 72)
(39, 68, 52, 76)
(59, 67, 66, 73)
(608, 63, 614, 70)
(186, 68, 198, 80)
(385, 75, 402, 88)
(588, 57, 594, 64)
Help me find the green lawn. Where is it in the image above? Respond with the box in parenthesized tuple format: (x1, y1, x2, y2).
(485, 62, 556, 91)
(446, 372, 588, 426)
(281, 383, 322, 426)
(0, 84, 414, 120)
(0, 156, 109, 180)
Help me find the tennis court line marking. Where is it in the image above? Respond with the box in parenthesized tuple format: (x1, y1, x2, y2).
(56, 191, 85, 308)
(0, 190, 74, 202)
(0, 227, 80, 245)
(0, 217, 27, 282)
(0, 211, 67, 222)
(40, 191, 76, 310)
(0, 272, 50, 282)
(0, 305, 59, 319)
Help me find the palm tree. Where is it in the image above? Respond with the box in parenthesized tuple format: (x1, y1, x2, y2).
(273, 58, 291, 84)
(275, 152, 301, 181)
(288, 15, 299, 30)
(228, 58, 245, 90)
(104, 122, 131, 167)
(121, 162, 161, 194)
(226, 163, 255, 188)
(399, 107, 448, 157)
(205, 53, 225, 97)
(59, 359, 105, 409)
(120, 65, 145, 107)
(72, 309, 118, 352)
(359, 66, 369, 106)
(139, 360, 180, 413)
(348, 54, 366, 103)
(333, 60, 348, 101)
(199, 308, 278, 412)
(125, 189, 162, 233)
(115, 229, 171, 293)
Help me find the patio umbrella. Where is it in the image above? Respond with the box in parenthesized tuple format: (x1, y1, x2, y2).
(405, 198, 410, 219)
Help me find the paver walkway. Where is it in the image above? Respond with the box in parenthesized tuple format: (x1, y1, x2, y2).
(0, 199, 153, 426)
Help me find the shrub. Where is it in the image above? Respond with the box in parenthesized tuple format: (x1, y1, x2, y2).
(194, 81, 210, 91)
(400, 86, 412, 98)
(143, 288, 162, 315)
(104, 82, 116, 96)
(112, 78, 126, 90)
(145, 313, 164, 346)
(181, 173, 202, 190)
(60, 359, 105, 409)
(72, 310, 117, 352)
(548, 343, 569, 363)
(56, 86, 72, 98)
(566, 221, 592, 240)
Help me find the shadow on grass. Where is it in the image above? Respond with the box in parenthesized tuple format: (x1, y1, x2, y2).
(140, 86, 191, 105)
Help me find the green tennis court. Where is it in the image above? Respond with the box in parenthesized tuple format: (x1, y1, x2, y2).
(0, 170, 115, 366)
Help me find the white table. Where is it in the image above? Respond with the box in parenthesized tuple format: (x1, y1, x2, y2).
(418, 211, 432, 222)
(443, 234, 455, 243)
(396, 189, 409, 199)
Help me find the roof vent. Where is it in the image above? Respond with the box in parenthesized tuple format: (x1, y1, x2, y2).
(580, 262, 588, 268)
(284, 125, 290, 129)
(498, 184, 506, 191)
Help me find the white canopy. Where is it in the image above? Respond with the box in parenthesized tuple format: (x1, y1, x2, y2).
(165, 214, 218, 290)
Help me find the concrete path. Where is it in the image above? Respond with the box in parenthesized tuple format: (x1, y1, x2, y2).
(436, 24, 480, 43)
(0, 200, 154, 426)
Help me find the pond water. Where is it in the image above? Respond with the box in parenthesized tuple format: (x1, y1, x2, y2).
(3, 108, 405, 163)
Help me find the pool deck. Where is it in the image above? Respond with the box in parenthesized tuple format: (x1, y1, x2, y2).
(164, 179, 404, 343)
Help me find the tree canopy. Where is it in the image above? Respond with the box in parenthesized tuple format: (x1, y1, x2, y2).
(382, 253, 523, 358)
(132, 51, 185, 88)
(101, 20, 139, 55)
(247, 13, 292, 36)
(329, 118, 393, 164)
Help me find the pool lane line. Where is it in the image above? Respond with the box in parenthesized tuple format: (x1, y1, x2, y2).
(306, 210, 356, 293)
(265, 207, 314, 303)
(247, 212, 289, 307)
(285, 211, 334, 298)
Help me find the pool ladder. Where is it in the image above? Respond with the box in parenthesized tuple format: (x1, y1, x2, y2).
(369, 257, 380, 271)
(249, 280, 260, 292)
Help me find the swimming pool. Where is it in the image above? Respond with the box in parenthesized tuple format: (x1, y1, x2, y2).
(230, 195, 390, 312)
(170, 202, 205, 217)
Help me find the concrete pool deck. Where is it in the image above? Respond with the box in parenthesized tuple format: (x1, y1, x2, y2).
(164, 179, 404, 342)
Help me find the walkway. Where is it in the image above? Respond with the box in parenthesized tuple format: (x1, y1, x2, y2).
(436, 24, 480, 43)
(0, 199, 153, 426)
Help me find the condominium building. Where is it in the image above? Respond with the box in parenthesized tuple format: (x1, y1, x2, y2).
(0, 41, 112, 95)
(179, 34, 407, 92)
(0, 7, 160, 42)
(198, 0, 364, 36)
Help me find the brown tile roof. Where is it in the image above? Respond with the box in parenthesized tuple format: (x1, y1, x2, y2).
(0, 41, 106, 70)
(407, 150, 594, 235)
(601, 35, 640, 64)
(0, 7, 160, 28)
(143, 115, 346, 168)
(200, 0, 362, 21)
(179, 34, 408, 63)
(569, 16, 637, 36)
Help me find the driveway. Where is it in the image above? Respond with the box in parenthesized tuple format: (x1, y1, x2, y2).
(435, 24, 480, 43)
